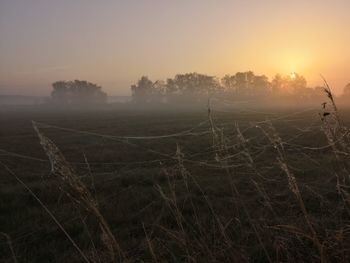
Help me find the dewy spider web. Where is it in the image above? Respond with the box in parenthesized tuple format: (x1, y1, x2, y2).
(0, 107, 337, 171)
(2, 103, 349, 262)
(26, 107, 328, 171)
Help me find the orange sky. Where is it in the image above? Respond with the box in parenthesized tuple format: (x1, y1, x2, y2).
(1, 0, 349, 96)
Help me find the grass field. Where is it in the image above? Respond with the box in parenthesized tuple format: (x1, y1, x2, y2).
(1, 104, 350, 262)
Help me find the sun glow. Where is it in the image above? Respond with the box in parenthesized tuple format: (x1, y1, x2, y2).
(290, 72, 296, 79)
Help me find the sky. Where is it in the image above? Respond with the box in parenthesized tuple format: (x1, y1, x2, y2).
(1, 0, 350, 96)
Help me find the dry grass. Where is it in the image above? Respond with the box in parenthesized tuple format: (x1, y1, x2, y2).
(1, 83, 350, 262)
(32, 122, 124, 262)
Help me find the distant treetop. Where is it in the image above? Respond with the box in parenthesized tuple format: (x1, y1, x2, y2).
(51, 80, 107, 105)
(130, 71, 328, 104)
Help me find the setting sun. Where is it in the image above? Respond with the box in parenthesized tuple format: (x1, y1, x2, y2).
(290, 72, 297, 79)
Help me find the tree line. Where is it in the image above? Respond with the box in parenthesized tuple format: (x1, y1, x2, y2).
(50, 73, 350, 105)
(130, 72, 328, 104)
(51, 80, 107, 105)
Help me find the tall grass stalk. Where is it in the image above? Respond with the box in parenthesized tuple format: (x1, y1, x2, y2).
(32, 121, 124, 262)
(259, 121, 325, 262)
(207, 101, 273, 263)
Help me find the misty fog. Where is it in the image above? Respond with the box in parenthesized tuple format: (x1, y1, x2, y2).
(1, 71, 350, 111)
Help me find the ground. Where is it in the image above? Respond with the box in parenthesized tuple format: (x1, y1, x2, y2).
(1, 105, 349, 262)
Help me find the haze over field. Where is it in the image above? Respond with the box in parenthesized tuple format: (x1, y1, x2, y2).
(1, 0, 350, 96)
(2, 1, 350, 262)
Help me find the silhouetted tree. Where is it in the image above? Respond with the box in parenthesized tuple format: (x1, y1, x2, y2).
(271, 73, 307, 97)
(289, 74, 307, 96)
(271, 74, 284, 95)
(235, 72, 250, 97)
(251, 74, 270, 97)
(221, 74, 236, 92)
(51, 81, 68, 103)
(130, 71, 326, 106)
(152, 80, 167, 102)
(166, 73, 220, 103)
(221, 71, 270, 99)
(131, 76, 166, 103)
(131, 76, 153, 103)
(51, 80, 107, 105)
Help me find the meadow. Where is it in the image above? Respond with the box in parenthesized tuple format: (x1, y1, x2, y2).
(1, 101, 350, 262)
